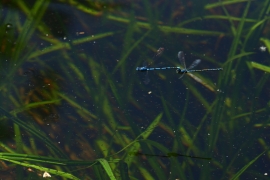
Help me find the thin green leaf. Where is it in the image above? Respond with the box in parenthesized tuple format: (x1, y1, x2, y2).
(29, 32, 115, 59)
(231, 150, 266, 180)
(224, 52, 255, 66)
(113, 30, 151, 72)
(124, 113, 163, 165)
(260, 38, 270, 53)
(0, 158, 80, 180)
(205, 0, 254, 9)
(0, 107, 66, 158)
(11, 99, 61, 114)
(250, 62, 270, 73)
(97, 158, 117, 180)
(140, 113, 163, 139)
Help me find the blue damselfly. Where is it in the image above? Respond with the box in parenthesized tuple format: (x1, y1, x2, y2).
(176, 51, 223, 79)
(136, 49, 223, 84)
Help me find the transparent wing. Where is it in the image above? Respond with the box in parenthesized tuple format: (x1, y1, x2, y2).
(178, 51, 186, 69)
(143, 71, 150, 84)
(156, 47, 164, 57)
(143, 47, 164, 84)
(148, 47, 164, 66)
(143, 61, 148, 67)
(178, 73, 185, 79)
(187, 59, 201, 70)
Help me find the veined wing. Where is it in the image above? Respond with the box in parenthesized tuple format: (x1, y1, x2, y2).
(138, 47, 164, 84)
(148, 47, 164, 66)
(177, 51, 187, 69)
(143, 71, 150, 84)
(187, 59, 201, 70)
(156, 47, 164, 57)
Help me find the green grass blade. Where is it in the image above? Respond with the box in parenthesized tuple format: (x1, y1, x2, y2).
(96, 158, 117, 180)
(179, 15, 257, 26)
(0, 158, 79, 180)
(249, 62, 270, 73)
(11, 99, 61, 114)
(224, 52, 255, 66)
(58, 93, 97, 119)
(260, 37, 270, 53)
(243, 19, 267, 48)
(0, 153, 66, 165)
(124, 113, 163, 165)
(12, 0, 49, 63)
(0, 107, 65, 158)
(113, 30, 151, 72)
(119, 160, 130, 180)
(205, 0, 253, 9)
(140, 113, 163, 139)
(231, 150, 266, 180)
(29, 32, 115, 59)
(183, 80, 211, 110)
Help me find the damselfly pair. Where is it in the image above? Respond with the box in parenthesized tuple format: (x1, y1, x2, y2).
(136, 48, 223, 84)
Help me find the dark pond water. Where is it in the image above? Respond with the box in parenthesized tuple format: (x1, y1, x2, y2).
(0, 0, 269, 179)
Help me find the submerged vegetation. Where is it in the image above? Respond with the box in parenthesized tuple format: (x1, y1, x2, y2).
(0, 0, 270, 179)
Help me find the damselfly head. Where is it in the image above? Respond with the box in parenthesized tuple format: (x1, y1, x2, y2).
(176, 68, 181, 74)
